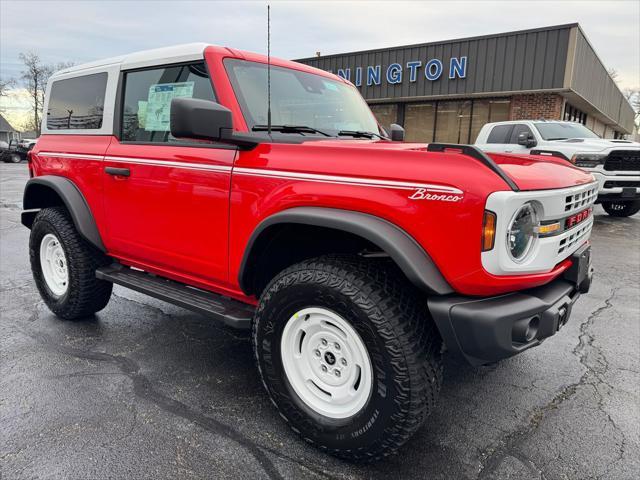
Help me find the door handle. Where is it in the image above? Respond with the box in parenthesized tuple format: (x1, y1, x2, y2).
(105, 166, 130, 177)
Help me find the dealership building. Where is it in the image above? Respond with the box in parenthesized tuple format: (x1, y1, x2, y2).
(297, 23, 635, 143)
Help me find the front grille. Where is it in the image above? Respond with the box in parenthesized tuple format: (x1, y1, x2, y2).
(564, 185, 598, 212)
(604, 150, 640, 171)
(603, 180, 640, 188)
(558, 220, 592, 254)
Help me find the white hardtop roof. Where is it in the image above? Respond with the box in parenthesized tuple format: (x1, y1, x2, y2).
(52, 43, 213, 77)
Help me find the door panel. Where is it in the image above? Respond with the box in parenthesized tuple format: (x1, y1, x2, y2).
(103, 61, 236, 284)
(103, 142, 236, 283)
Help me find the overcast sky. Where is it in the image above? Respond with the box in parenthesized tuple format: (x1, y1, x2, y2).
(1, 0, 639, 89)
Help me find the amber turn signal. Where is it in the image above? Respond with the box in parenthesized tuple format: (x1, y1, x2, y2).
(536, 222, 561, 235)
(482, 210, 497, 252)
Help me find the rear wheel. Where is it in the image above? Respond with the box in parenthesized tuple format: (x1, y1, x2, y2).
(30, 207, 113, 319)
(602, 200, 640, 217)
(252, 255, 443, 462)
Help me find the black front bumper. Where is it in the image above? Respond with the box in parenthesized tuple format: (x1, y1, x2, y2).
(429, 248, 593, 366)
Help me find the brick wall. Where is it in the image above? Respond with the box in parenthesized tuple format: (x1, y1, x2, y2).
(509, 94, 564, 121)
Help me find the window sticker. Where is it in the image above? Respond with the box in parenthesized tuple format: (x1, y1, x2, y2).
(145, 81, 194, 131)
(137, 101, 148, 129)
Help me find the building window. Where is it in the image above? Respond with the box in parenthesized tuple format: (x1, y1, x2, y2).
(434, 101, 472, 143)
(369, 104, 398, 132)
(398, 98, 511, 144)
(404, 103, 435, 142)
(470, 99, 511, 142)
(563, 103, 587, 125)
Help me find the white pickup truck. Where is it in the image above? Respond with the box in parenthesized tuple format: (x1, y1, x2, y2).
(475, 120, 640, 217)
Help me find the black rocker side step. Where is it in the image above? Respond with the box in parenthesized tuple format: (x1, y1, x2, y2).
(96, 265, 255, 329)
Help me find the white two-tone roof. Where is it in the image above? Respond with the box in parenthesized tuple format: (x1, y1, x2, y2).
(52, 42, 213, 78)
(43, 43, 216, 136)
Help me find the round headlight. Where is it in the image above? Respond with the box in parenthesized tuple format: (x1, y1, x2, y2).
(507, 203, 539, 262)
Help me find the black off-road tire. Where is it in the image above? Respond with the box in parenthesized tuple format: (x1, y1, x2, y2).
(602, 200, 640, 217)
(29, 207, 113, 319)
(252, 255, 443, 462)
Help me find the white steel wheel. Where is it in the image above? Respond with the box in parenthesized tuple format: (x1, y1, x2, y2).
(39, 233, 69, 297)
(280, 307, 373, 419)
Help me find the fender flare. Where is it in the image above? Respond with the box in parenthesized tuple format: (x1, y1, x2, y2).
(22, 176, 106, 252)
(238, 207, 453, 295)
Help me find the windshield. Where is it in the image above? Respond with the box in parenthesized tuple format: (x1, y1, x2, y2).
(534, 122, 600, 140)
(224, 59, 380, 136)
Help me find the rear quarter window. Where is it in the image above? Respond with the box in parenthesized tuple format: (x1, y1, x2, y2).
(486, 124, 514, 144)
(47, 73, 108, 130)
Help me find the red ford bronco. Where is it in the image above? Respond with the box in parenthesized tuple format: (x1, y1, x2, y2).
(23, 44, 595, 461)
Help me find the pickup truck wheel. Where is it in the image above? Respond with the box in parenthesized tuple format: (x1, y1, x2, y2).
(602, 200, 640, 217)
(252, 255, 443, 462)
(9, 153, 21, 163)
(29, 207, 112, 320)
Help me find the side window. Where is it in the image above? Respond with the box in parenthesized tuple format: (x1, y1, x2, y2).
(47, 73, 108, 130)
(486, 125, 514, 144)
(120, 62, 215, 143)
(509, 124, 534, 144)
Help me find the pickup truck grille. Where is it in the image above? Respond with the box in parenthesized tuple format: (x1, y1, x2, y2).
(603, 180, 640, 188)
(604, 150, 640, 171)
(564, 184, 598, 212)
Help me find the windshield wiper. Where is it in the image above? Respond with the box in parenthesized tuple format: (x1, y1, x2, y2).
(546, 137, 569, 141)
(252, 124, 331, 137)
(338, 130, 385, 140)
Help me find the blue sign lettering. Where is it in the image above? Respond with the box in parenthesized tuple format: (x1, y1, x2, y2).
(425, 59, 443, 81)
(355, 66, 362, 86)
(386, 63, 402, 84)
(406, 61, 422, 82)
(332, 56, 467, 86)
(449, 56, 467, 79)
(367, 65, 381, 86)
(337, 68, 351, 81)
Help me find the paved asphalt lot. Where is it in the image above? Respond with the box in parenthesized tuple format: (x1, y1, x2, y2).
(1, 162, 638, 480)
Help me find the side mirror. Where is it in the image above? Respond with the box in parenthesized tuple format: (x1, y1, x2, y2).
(170, 98, 258, 150)
(517, 132, 537, 148)
(389, 123, 405, 141)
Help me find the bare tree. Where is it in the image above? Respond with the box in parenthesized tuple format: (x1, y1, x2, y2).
(623, 88, 639, 110)
(623, 88, 640, 134)
(607, 68, 619, 82)
(18, 52, 74, 135)
(19, 52, 53, 135)
(0, 78, 15, 98)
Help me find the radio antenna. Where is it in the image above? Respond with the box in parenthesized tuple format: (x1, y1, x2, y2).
(267, 3, 272, 136)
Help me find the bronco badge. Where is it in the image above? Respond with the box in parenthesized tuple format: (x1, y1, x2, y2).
(409, 188, 463, 202)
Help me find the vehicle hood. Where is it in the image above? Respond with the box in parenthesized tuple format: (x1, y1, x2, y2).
(547, 138, 640, 153)
(486, 152, 595, 190)
(297, 139, 596, 191)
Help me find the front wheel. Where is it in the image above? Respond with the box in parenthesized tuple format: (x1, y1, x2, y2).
(602, 199, 640, 217)
(29, 207, 113, 319)
(252, 255, 443, 462)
